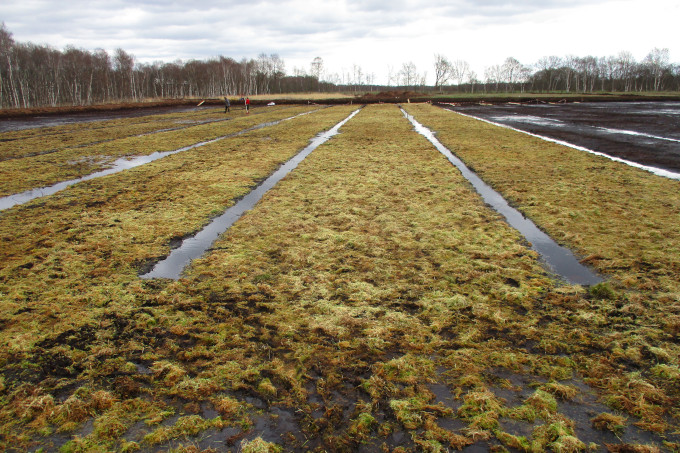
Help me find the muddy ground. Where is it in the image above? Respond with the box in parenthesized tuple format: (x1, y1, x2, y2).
(439, 102, 680, 174)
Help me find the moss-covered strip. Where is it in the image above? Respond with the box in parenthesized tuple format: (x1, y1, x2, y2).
(166, 104, 573, 450)
(0, 104, 677, 451)
(402, 103, 680, 295)
(0, 106, 318, 196)
(403, 102, 680, 439)
(0, 107, 230, 160)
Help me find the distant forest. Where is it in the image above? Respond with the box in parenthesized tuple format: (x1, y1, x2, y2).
(1, 23, 678, 109)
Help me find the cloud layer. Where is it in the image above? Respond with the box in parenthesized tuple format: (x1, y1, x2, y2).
(2, 0, 677, 84)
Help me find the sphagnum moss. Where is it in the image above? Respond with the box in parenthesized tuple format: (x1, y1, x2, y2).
(170, 105, 596, 450)
(0, 107, 227, 160)
(0, 105, 358, 450)
(0, 105, 317, 196)
(1, 103, 677, 451)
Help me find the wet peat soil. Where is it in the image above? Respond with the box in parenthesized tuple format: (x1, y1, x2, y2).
(440, 102, 680, 173)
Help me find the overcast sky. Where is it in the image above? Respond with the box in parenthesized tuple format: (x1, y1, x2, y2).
(1, 0, 678, 85)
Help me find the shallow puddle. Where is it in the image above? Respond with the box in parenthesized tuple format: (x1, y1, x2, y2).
(0, 111, 319, 212)
(141, 108, 361, 280)
(402, 109, 602, 286)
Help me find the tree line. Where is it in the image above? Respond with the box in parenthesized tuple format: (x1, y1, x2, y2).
(1, 22, 678, 109)
(432, 50, 679, 94)
(0, 24, 333, 109)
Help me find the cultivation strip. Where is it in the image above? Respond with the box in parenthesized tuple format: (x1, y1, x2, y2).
(0, 108, 323, 212)
(452, 109, 680, 181)
(0, 104, 225, 138)
(0, 108, 232, 160)
(0, 105, 291, 161)
(401, 108, 601, 285)
(0, 104, 677, 451)
(0, 117, 232, 162)
(403, 103, 680, 294)
(0, 105, 295, 166)
(0, 106, 319, 198)
(142, 108, 360, 279)
(159, 104, 676, 450)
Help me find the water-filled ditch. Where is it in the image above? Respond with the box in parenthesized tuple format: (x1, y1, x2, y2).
(0, 111, 320, 212)
(402, 109, 602, 286)
(141, 108, 362, 279)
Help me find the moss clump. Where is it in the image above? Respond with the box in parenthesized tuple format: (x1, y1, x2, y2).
(588, 282, 615, 300)
(348, 412, 377, 442)
(591, 412, 627, 434)
(239, 437, 283, 453)
(540, 382, 579, 401)
(532, 420, 585, 452)
(142, 415, 226, 446)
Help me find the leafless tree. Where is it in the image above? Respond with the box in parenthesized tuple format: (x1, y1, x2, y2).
(399, 61, 417, 88)
(310, 57, 324, 81)
(616, 51, 636, 92)
(502, 57, 518, 87)
(433, 54, 452, 92)
(451, 59, 470, 87)
(484, 65, 503, 92)
(352, 64, 363, 92)
(386, 65, 395, 86)
(467, 71, 478, 93)
(535, 56, 562, 91)
(644, 48, 670, 91)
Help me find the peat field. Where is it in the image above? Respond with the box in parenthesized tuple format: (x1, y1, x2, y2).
(0, 103, 679, 452)
(440, 101, 680, 174)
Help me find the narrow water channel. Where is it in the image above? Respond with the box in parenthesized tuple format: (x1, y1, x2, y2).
(402, 109, 602, 286)
(141, 108, 362, 280)
(0, 111, 320, 212)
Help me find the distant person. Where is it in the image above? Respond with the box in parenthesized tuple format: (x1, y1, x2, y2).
(224, 97, 230, 113)
(245, 97, 250, 114)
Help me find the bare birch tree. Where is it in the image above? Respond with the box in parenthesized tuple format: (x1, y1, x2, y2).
(433, 54, 452, 92)
(451, 59, 470, 87)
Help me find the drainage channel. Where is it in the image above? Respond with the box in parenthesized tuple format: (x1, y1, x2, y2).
(402, 109, 602, 286)
(141, 108, 361, 280)
(0, 110, 322, 212)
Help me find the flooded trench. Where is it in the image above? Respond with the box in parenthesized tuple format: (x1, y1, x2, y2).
(141, 108, 362, 280)
(0, 110, 320, 212)
(402, 109, 602, 286)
